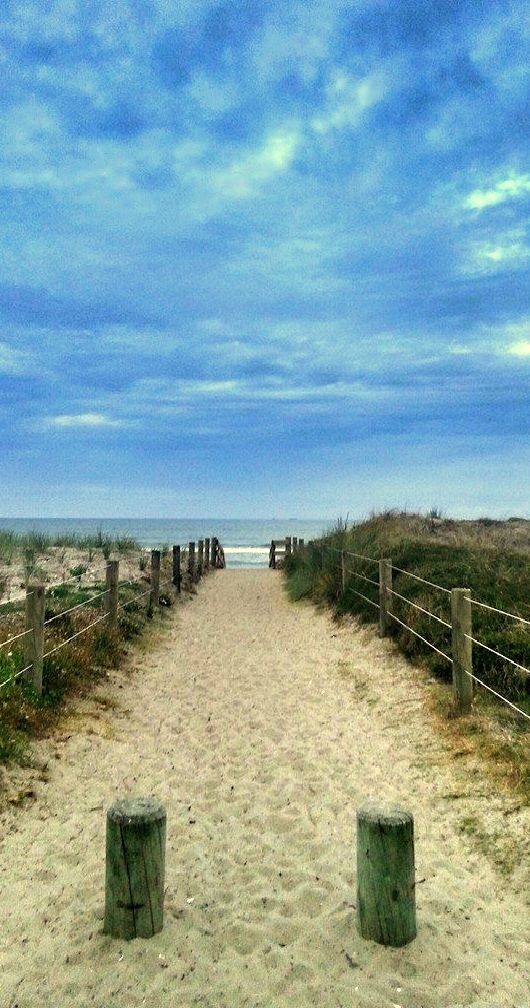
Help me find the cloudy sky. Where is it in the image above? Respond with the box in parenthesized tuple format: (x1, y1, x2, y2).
(1, 0, 529, 518)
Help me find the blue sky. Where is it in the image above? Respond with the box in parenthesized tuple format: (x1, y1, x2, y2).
(1, 0, 529, 518)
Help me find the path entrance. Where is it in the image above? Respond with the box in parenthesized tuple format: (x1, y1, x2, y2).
(0, 570, 527, 1007)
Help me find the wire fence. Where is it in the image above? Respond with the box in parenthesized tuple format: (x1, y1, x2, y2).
(0, 538, 222, 694)
(314, 540, 530, 723)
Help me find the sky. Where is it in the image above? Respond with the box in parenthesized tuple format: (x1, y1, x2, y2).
(1, 0, 529, 519)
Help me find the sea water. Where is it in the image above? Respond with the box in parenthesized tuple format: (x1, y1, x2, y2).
(0, 518, 330, 568)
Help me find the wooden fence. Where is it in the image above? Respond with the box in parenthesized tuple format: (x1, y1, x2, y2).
(0, 537, 225, 697)
(273, 536, 530, 723)
(269, 536, 305, 568)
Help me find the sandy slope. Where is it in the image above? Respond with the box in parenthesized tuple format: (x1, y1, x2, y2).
(0, 570, 528, 1008)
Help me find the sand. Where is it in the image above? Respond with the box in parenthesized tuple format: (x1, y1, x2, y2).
(0, 569, 528, 1008)
(0, 546, 147, 605)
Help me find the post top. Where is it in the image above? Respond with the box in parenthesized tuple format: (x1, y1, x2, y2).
(357, 801, 413, 827)
(107, 796, 166, 825)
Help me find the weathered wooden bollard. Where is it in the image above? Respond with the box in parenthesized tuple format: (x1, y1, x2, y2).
(356, 802, 416, 947)
(204, 538, 210, 572)
(197, 539, 204, 578)
(104, 797, 167, 940)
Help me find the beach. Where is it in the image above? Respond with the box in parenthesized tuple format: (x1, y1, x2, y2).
(0, 569, 528, 1007)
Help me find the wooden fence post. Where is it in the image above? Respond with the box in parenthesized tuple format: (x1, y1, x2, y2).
(212, 537, 220, 567)
(197, 539, 204, 578)
(210, 537, 216, 567)
(204, 538, 210, 573)
(105, 560, 119, 630)
(104, 797, 167, 940)
(23, 584, 45, 695)
(379, 558, 392, 637)
(172, 545, 181, 593)
(341, 550, 346, 592)
(451, 588, 473, 713)
(292, 536, 298, 553)
(298, 538, 304, 550)
(188, 542, 196, 582)
(148, 550, 160, 616)
(285, 536, 292, 557)
(269, 540, 276, 569)
(357, 802, 416, 947)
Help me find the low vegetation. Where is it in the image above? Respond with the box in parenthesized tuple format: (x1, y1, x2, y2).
(0, 547, 177, 768)
(284, 510, 530, 797)
(0, 527, 140, 570)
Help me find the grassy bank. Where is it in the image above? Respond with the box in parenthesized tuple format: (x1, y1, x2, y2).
(284, 510, 529, 795)
(0, 549, 180, 770)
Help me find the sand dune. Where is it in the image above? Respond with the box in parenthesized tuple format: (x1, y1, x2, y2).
(0, 570, 527, 1007)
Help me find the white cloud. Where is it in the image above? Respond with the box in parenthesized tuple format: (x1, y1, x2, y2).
(507, 341, 530, 357)
(464, 174, 530, 211)
(45, 413, 124, 428)
(211, 129, 300, 198)
(311, 69, 386, 135)
(0, 341, 32, 375)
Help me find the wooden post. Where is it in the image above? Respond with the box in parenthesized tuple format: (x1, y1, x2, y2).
(451, 588, 473, 713)
(341, 550, 346, 592)
(188, 542, 195, 582)
(104, 797, 166, 940)
(172, 545, 181, 593)
(204, 538, 210, 573)
(23, 584, 45, 695)
(105, 560, 119, 630)
(379, 558, 392, 637)
(197, 539, 204, 578)
(285, 536, 292, 557)
(211, 537, 218, 568)
(269, 540, 276, 569)
(148, 550, 160, 616)
(292, 536, 298, 553)
(299, 538, 304, 550)
(356, 802, 416, 947)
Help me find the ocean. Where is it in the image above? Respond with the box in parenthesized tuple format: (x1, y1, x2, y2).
(0, 518, 330, 568)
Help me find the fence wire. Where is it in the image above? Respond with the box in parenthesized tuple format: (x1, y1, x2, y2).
(391, 565, 451, 595)
(387, 611, 452, 662)
(388, 588, 452, 629)
(44, 588, 111, 627)
(346, 568, 380, 588)
(463, 669, 530, 721)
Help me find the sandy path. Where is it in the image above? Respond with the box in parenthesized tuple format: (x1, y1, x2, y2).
(0, 570, 528, 1008)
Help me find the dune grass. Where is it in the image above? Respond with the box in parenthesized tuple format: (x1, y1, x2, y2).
(0, 527, 141, 567)
(284, 510, 530, 797)
(0, 558, 174, 768)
